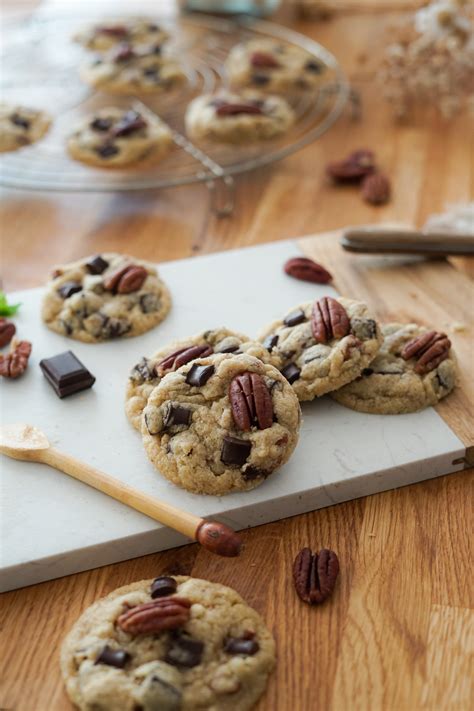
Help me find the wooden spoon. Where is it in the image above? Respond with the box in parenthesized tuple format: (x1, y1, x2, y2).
(0, 423, 242, 557)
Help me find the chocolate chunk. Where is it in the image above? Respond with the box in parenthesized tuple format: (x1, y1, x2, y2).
(142, 674, 182, 710)
(130, 357, 154, 382)
(140, 293, 160, 313)
(185, 364, 214, 387)
(221, 436, 251, 466)
(242, 466, 267, 481)
(163, 403, 192, 428)
(281, 363, 301, 384)
(96, 143, 119, 159)
(224, 637, 260, 655)
(39, 351, 95, 399)
(143, 67, 159, 77)
(150, 576, 177, 598)
(102, 317, 131, 338)
(252, 74, 270, 85)
(263, 334, 278, 352)
(10, 113, 30, 129)
(85, 255, 109, 274)
(305, 60, 323, 73)
(90, 117, 112, 132)
(95, 645, 130, 668)
(57, 281, 82, 299)
(351, 318, 377, 341)
(165, 633, 204, 668)
(362, 368, 374, 376)
(284, 309, 306, 327)
(112, 111, 147, 137)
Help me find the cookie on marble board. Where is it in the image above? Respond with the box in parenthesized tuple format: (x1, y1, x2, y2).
(126, 327, 277, 431)
(142, 352, 301, 495)
(331, 322, 458, 414)
(67, 107, 172, 168)
(185, 90, 295, 143)
(80, 43, 186, 95)
(41, 253, 171, 343)
(0, 103, 51, 153)
(73, 17, 169, 51)
(258, 296, 383, 401)
(225, 38, 327, 93)
(61, 575, 276, 711)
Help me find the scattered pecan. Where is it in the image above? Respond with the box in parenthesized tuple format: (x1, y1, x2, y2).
(103, 264, 147, 294)
(293, 547, 340, 605)
(0, 339, 32, 379)
(216, 103, 263, 117)
(401, 330, 451, 374)
(0, 318, 16, 348)
(361, 172, 391, 205)
(250, 51, 280, 68)
(311, 297, 350, 344)
(284, 257, 332, 284)
(229, 371, 273, 432)
(117, 597, 191, 636)
(156, 344, 213, 377)
(326, 148, 376, 182)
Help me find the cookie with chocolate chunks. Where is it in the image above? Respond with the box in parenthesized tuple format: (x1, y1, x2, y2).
(125, 327, 278, 431)
(331, 322, 458, 414)
(259, 296, 383, 401)
(142, 353, 300, 495)
(61, 576, 276, 711)
(42, 252, 171, 343)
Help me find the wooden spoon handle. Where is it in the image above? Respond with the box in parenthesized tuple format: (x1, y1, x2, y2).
(39, 447, 241, 557)
(341, 228, 474, 256)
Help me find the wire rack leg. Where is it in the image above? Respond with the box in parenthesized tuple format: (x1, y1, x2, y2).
(206, 176, 235, 217)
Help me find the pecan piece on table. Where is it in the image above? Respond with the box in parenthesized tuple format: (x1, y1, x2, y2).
(117, 597, 191, 636)
(0, 318, 16, 348)
(0, 339, 32, 379)
(311, 296, 350, 344)
(284, 257, 332, 284)
(293, 547, 339, 605)
(103, 264, 148, 294)
(229, 371, 273, 431)
(361, 172, 391, 205)
(326, 148, 376, 182)
(156, 344, 213, 377)
(401, 330, 451, 374)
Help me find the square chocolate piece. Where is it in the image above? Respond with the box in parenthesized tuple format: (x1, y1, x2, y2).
(39, 351, 95, 399)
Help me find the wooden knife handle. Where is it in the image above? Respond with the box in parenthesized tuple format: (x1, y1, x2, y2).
(341, 228, 474, 256)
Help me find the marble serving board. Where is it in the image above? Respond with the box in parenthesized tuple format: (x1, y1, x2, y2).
(0, 240, 465, 592)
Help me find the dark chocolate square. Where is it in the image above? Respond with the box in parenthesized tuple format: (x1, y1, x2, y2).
(39, 351, 95, 399)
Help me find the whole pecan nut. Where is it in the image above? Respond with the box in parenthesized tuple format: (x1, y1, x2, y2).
(401, 330, 451, 374)
(293, 547, 340, 605)
(326, 148, 376, 182)
(250, 51, 280, 68)
(156, 344, 213, 377)
(311, 296, 350, 343)
(117, 597, 191, 636)
(284, 257, 332, 284)
(0, 339, 32, 379)
(103, 264, 147, 294)
(216, 103, 263, 117)
(229, 371, 273, 432)
(0, 318, 16, 348)
(361, 172, 391, 205)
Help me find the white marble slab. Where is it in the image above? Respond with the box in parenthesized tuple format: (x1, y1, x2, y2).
(0, 240, 465, 592)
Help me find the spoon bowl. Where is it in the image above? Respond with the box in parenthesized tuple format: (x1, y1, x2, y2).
(0, 423, 50, 460)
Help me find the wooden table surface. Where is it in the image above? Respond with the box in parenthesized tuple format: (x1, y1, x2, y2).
(1, 3, 473, 710)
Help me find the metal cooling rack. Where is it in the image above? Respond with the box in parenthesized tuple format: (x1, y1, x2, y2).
(0, 12, 349, 214)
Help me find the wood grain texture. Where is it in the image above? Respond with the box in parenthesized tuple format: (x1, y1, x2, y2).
(1, 3, 473, 711)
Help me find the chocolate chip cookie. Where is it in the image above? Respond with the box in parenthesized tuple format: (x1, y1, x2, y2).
(61, 576, 276, 711)
(0, 103, 51, 153)
(80, 44, 186, 95)
(42, 253, 171, 343)
(126, 328, 276, 431)
(142, 353, 301, 495)
(67, 107, 172, 168)
(331, 322, 458, 414)
(73, 17, 169, 51)
(258, 296, 382, 401)
(185, 90, 295, 143)
(225, 39, 327, 93)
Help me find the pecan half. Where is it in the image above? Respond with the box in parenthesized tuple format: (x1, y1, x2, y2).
(216, 103, 263, 117)
(156, 344, 213, 377)
(326, 148, 376, 182)
(117, 597, 191, 636)
(401, 330, 451, 374)
(229, 371, 273, 431)
(0, 339, 32, 379)
(284, 257, 332, 284)
(361, 172, 391, 205)
(250, 51, 280, 68)
(293, 547, 339, 605)
(311, 297, 350, 343)
(0, 318, 16, 348)
(103, 264, 147, 294)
